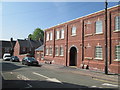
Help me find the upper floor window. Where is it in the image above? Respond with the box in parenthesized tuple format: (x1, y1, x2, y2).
(46, 33, 49, 41)
(71, 26, 76, 36)
(60, 29, 64, 39)
(115, 16, 120, 31)
(95, 20, 103, 34)
(115, 45, 120, 60)
(56, 31, 60, 40)
(50, 32, 52, 40)
(60, 46, 64, 56)
(95, 46, 103, 59)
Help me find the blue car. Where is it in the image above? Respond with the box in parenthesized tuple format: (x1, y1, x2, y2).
(10, 56, 20, 62)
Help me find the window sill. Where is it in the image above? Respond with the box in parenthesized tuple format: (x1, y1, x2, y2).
(71, 34, 76, 37)
(55, 39, 60, 40)
(114, 59, 120, 61)
(60, 55, 64, 56)
(94, 33, 103, 35)
(60, 38, 64, 40)
(55, 55, 59, 56)
(94, 58, 103, 60)
(113, 30, 120, 33)
(84, 34, 93, 37)
(85, 57, 93, 60)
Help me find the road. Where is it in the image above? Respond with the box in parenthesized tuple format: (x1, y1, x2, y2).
(0, 59, 119, 90)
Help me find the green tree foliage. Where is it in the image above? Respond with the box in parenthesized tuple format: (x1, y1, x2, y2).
(28, 28, 44, 42)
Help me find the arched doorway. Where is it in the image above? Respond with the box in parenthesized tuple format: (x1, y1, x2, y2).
(69, 47, 77, 66)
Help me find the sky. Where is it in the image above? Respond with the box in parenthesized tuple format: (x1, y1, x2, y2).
(0, 1, 119, 41)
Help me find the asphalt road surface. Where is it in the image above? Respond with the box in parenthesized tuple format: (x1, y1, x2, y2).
(0, 59, 119, 90)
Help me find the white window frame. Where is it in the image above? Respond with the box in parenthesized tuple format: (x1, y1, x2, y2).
(56, 31, 60, 40)
(55, 46, 59, 56)
(49, 46, 52, 56)
(71, 26, 76, 36)
(115, 45, 120, 61)
(46, 47, 49, 55)
(60, 29, 64, 39)
(46, 33, 49, 41)
(59, 46, 64, 56)
(95, 20, 103, 34)
(115, 16, 120, 31)
(50, 32, 52, 40)
(95, 46, 103, 60)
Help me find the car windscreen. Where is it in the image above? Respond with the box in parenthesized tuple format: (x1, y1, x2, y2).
(5, 55, 11, 57)
(14, 56, 18, 59)
(27, 57, 36, 61)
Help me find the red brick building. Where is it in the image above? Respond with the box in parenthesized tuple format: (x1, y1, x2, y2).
(44, 5, 120, 74)
(35, 45, 44, 63)
(14, 39, 42, 61)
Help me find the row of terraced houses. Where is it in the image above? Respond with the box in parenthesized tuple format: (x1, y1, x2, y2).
(43, 5, 120, 74)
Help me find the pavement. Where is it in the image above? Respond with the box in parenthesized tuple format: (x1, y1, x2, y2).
(40, 63, 119, 83)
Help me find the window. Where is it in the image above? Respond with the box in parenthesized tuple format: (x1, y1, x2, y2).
(46, 33, 49, 41)
(95, 20, 103, 34)
(60, 29, 64, 39)
(49, 47, 52, 55)
(115, 45, 120, 60)
(95, 46, 103, 59)
(60, 46, 64, 56)
(46, 48, 49, 55)
(56, 31, 60, 40)
(50, 32, 52, 40)
(55, 47, 59, 56)
(71, 26, 76, 36)
(115, 16, 120, 31)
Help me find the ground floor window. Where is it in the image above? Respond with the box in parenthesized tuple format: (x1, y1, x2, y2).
(95, 46, 102, 59)
(49, 47, 52, 56)
(46, 48, 49, 55)
(55, 47, 59, 56)
(115, 45, 120, 60)
(60, 47, 64, 56)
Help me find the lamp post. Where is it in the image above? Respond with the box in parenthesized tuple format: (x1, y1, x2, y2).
(104, 0, 108, 75)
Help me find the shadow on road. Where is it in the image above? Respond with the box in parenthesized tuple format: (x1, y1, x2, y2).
(2, 62, 25, 71)
(1, 77, 118, 90)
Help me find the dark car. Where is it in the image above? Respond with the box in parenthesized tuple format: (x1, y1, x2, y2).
(10, 56, 20, 62)
(22, 57, 39, 66)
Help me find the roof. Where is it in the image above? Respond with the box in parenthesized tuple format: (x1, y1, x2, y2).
(35, 45, 44, 51)
(0, 40, 16, 48)
(17, 39, 43, 49)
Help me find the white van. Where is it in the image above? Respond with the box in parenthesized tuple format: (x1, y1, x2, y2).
(3, 53, 11, 61)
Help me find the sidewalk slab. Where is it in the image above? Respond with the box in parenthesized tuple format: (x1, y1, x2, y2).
(41, 63, 119, 83)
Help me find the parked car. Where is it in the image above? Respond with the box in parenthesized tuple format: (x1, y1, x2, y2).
(10, 56, 20, 62)
(22, 57, 39, 66)
(3, 53, 11, 61)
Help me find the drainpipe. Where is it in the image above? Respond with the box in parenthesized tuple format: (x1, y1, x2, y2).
(104, 0, 108, 75)
(109, 12, 112, 65)
(82, 20, 84, 66)
(66, 24, 68, 66)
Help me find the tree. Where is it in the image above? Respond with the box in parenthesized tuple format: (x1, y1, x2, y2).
(28, 28, 44, 42)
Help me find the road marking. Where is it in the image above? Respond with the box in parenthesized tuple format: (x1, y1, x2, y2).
(93, 78, 118, 84)
(17, 74, 30, 80)
(91, 86, 97, 87)
(10, 72, 13, 74)
(32, 72, 62, 83)
(102, 83, 118, 87)
(25, 83, 32, 88)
